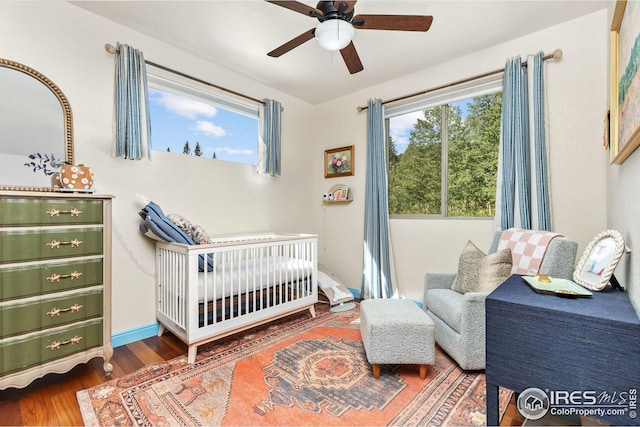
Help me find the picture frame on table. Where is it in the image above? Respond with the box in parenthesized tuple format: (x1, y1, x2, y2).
(609, 0, 640, 164)
(324, 145, 354, 178)
(573, 229, 625, 291)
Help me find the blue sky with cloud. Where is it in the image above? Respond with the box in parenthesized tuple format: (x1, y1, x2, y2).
(148, 87, 258, 164)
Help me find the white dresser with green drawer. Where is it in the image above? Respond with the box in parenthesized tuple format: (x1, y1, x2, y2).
(0, 191, 113, 389)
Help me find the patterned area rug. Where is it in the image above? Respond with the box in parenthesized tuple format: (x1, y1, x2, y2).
(77, 304, 511, 426)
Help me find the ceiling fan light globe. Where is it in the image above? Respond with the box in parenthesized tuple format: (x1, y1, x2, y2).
(315, 19, 355, 51)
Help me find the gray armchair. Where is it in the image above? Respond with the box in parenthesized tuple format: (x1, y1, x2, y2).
(423, 231, 578, 370)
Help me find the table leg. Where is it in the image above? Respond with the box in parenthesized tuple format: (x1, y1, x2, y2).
(486, 381, 500, 426)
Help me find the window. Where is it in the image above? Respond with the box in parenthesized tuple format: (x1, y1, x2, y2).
(147, 71, 259, 165)
(386, 78, 503, 218)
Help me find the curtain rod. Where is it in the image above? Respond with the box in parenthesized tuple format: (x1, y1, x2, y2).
(104, 43, 266, 106)
(357, 48, 563, 112)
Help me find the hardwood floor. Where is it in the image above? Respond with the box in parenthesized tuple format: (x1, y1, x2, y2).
(501, 394, 526, 426)
(0, 332, 524, 426)
(0, 333, 186, 426)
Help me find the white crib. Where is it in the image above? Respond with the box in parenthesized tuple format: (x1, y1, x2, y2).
(155, 233, 317, 363)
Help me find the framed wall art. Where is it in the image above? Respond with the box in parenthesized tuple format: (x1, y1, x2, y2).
(573, 229, 625, 291)
(324, 145, 354, 178)
(610, 0, 640, 164)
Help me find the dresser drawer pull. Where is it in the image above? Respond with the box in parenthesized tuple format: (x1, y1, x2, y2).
(46, 303, 83, 318)
(46, 335, 83, 350)
(46, 271, 83, 282)
(45, 207, 83, 217)
(46, 238, 83, 249)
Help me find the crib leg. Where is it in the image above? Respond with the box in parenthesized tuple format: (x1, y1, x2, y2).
(309, 305, 316, 318)
(188, 345, 197, 364)
(157, 323, 165, 337)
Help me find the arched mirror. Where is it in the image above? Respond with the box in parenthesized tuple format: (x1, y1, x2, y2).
(0, 58, 73, 191)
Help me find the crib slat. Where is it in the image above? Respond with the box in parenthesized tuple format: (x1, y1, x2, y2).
(251, 248, 256, 314)
(213, 252, 218, 324)
(261, 246, 266, 309)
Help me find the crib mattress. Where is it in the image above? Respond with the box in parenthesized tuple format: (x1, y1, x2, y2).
(196, 255, 313, 302)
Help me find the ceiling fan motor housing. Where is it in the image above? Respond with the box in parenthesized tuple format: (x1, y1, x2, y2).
(315, 1, 355, 22)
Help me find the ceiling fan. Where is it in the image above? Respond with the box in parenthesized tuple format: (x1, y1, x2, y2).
(265, 1, 433, 74)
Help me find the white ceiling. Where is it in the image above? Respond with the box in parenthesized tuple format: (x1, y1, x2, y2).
(72, 0, 609, 104)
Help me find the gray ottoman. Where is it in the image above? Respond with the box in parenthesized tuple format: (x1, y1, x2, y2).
(360, 298, 435, 379)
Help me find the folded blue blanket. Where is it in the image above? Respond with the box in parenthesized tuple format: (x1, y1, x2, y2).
(139, 201, 214, 272)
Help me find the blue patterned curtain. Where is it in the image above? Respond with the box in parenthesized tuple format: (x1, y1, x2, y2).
(362, 99, 395, 299)
(260, 99, 281, 176)
(497, 52, 551, 231)
(115, 43, 152, 160)
(532, 53, 551, 230)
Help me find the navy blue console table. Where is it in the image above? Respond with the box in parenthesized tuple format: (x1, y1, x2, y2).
(486, 274, 640, 426)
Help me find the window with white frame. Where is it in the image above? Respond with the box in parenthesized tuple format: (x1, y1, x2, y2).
(147, 70, 259, 165)
(386, 77, 503, 218)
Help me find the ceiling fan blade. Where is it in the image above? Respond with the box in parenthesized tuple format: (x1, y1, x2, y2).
(352, 14, 433, 31)
(265, 1, 322, 18)
(335, 0, 357, 14)
(267, 28, 316, 57)
(340, 42, 364, 74)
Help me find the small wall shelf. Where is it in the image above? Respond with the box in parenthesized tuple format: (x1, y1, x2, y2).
(322, 183, 353, 204)
(323, 199, 353, 204)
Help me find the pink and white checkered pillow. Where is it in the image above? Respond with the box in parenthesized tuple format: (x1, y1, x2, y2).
(497, 228, 562, 275)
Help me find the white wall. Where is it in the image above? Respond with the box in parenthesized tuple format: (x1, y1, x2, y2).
(314, 10, 610, 302)
(0, 2, 317, 334)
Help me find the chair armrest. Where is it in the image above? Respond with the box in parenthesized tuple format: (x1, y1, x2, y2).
(539, 237, 578, 279)
(424, 272, 457, 290)
(462, 291, 489, 304)
(461, 292, 489, 331)
(460, 291, 489, 341)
